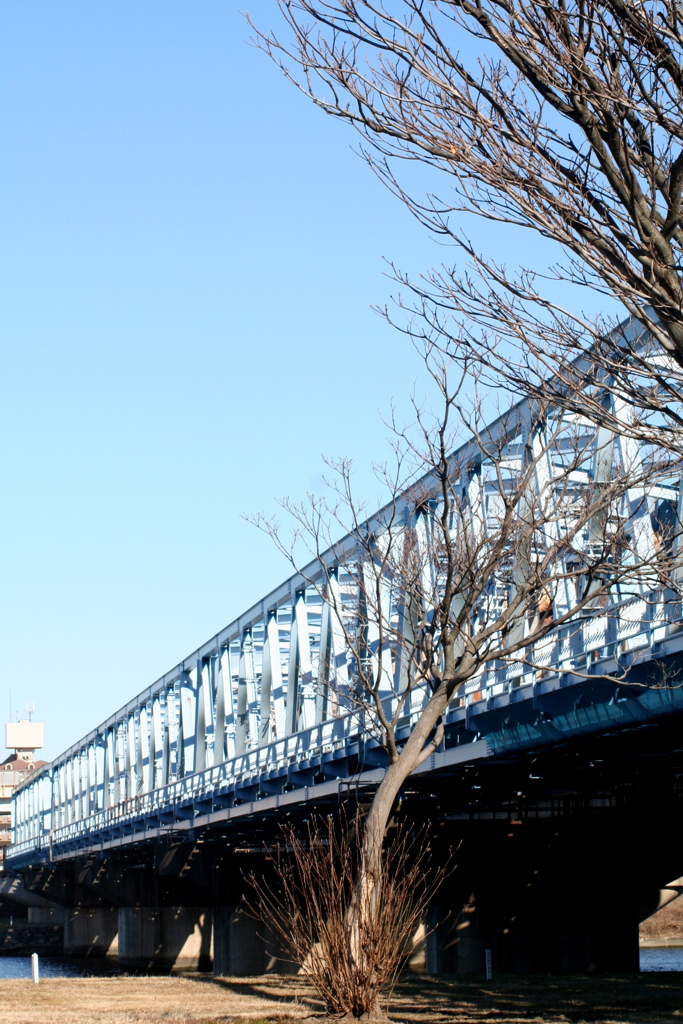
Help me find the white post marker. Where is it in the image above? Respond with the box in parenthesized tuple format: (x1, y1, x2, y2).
(31, 953, 39, 984)
(485, 948, 492, 981)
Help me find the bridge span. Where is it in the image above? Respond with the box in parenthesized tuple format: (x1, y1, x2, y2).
(9, 337, 683, 975)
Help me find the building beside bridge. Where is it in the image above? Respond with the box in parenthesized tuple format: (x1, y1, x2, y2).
(0, 721, 50, 927)
(1, 721, 45, 873)
(1, 756, 43, 872)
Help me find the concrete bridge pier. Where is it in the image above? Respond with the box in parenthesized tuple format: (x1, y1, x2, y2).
(118, 906, 213, 971)
(425, 889, 639, 975)
(23, 862, 119, 958)
(211, 849, 297, 977)
(424, 815, 646, 976)
(78, 844, 216, 971)
(212, 906, 290, 976)
(24, 846, 218, 968)
(63, 907, 119, 958)
(426, 896, 485, 976)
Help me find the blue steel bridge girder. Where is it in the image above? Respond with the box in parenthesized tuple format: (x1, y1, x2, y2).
(10, 317, 683, 865)
(18, 642, 683, 871)
(12, 610, 683, 860)
(12, 615, 683, 868)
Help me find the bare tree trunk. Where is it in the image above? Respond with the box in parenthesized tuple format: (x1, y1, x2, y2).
(347, 692, 449, 1013)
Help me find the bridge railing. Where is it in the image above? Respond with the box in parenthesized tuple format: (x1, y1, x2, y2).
(10, 584, 679, 862)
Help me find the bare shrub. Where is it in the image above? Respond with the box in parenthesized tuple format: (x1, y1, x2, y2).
(247, 814, 450, 1021)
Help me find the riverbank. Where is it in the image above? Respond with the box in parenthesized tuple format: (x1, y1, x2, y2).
(2, 972, 683, 1024)
(641, 896, 683, 947)
(0, 924, 63, 955)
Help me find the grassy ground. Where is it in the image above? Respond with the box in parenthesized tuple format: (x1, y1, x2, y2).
(0, 974, 313, 1024)
(3, 972, 683, 1024)
(394, 974, 683, 1023)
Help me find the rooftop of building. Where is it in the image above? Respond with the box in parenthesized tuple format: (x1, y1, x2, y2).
(0, 754, 48, 773)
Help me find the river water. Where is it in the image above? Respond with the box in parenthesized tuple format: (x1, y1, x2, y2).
(0, 956, 88, 979)
(0, 947, 682, 978)
(640, 946, 683, 972)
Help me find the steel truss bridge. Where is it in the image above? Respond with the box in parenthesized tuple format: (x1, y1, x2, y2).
(10, 326, 683, 870)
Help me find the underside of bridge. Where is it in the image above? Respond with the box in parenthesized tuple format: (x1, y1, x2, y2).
(17, 700, 683, 976)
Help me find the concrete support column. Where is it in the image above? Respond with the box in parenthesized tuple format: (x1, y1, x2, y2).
(28, 907, 65, 924)
(423, 814, 646, 976)
(118, 906, 213, 971)
(213, 906, 296, 976)
(406, 919, 427, 972)
(425, 886, 640, 975)
(63, 906, 118, 957)
(426, 897, 484, 975)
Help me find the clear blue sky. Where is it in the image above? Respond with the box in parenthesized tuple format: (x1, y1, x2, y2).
(0, 3, 611, 760)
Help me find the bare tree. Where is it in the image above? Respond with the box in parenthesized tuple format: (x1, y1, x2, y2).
(251, 348, 679, 1018)
(248, 815, 448, 1020)
(250, 1, 683, 392)
(245, 5, 683, 1011)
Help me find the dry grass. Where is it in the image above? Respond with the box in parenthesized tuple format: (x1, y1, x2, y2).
(0, 974, 315, 1024)
(392, 974, 683, 1024)
(641, 898, 683, 943)
(2, 972, 683, 1024)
